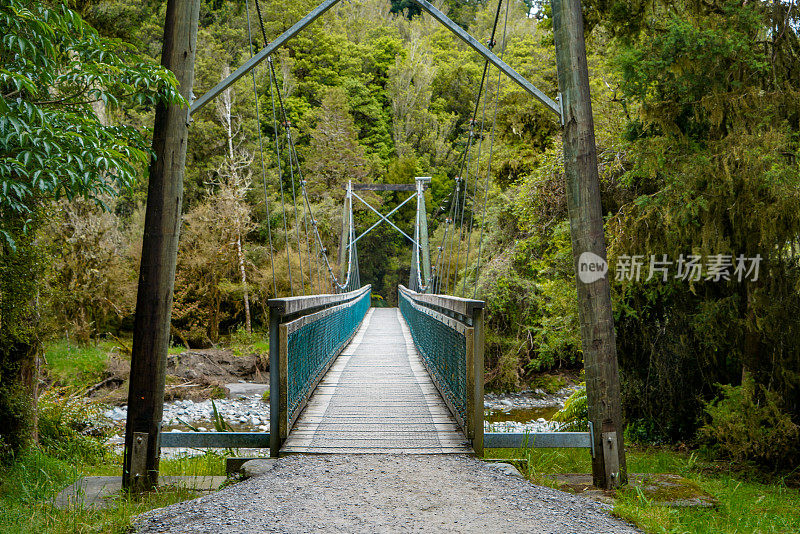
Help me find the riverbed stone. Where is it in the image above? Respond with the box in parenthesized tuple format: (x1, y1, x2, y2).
(491, 463, 524, 478)
(240, 459, 278, 479)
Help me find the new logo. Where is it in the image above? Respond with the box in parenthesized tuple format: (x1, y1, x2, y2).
(578, 251, 608, 284)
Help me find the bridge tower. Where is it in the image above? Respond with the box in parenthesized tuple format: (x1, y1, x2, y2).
(410, 176, 432, 293)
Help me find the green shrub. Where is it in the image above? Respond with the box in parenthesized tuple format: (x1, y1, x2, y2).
(44, 339, 112, 390)
(0, 380, 31, 465)
(624, 418, 670, 446)
(37, 388, 112, 464)
(700, 379, 800, 469)
(229, 326, 263, 348)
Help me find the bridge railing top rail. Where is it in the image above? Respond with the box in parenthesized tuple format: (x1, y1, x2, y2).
(398, 285, 484, 326)
(268, 285, 371, 319)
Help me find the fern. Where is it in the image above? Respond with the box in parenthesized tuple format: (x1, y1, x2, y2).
(552, 384, 588, 432)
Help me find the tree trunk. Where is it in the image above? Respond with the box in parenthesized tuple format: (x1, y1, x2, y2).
(236, 233, 252, 334)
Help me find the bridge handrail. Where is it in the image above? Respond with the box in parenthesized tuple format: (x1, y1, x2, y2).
(268, 285, 371, 455)
(398, 285, 485, 454)
(268, 285, 370, 318)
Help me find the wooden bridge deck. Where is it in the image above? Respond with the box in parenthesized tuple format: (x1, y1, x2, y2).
(281, 308, 473, 453)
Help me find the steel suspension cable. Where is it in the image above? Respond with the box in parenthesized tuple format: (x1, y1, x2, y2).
(474, 0, 510, 298)
(454, 0, 504, 296)
(432, 188, 454, 292)
(253, 0, 307, 295)
(265, 62, 294, 296)
(462, 49, 493, 296)
(244, 0, 277, 297)
(434, 0, 504, 295)
(299, 175, 316, 292)
(444, 177, 460, 294)
(257, 0, 359, 293)
(255, 0, 360, 296)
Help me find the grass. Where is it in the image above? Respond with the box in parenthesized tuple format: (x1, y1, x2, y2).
(0, 336, 246, 533)
(0, 448, 226, 534)
(485, 446, 800, 533)
(227, 328, 269, 358)
(44, 339, 119, 391)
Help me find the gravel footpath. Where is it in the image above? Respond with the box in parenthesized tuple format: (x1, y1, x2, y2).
(134, 455, 640, 533)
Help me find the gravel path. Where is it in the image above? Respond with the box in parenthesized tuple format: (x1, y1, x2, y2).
(134, 455, 640, 533)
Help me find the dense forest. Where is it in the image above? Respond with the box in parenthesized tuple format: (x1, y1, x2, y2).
(2, 0, 799, 473)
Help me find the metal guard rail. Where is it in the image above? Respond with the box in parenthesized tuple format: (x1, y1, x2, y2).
(398, 285, 485, 454)
(268, 285, 371, 455)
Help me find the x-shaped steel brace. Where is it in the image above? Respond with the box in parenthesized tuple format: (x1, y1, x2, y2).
(348, 191, 419, 249)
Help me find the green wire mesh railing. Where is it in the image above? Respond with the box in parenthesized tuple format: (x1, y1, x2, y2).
(399, 288, 468, 426)
(284, 286, 371, 424)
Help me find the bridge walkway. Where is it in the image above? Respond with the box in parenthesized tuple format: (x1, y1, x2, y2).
(281, 307, 472, 453)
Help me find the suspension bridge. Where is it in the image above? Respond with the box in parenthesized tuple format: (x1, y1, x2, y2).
(160, 176, 591, 458)
(125, 0, 626, 493)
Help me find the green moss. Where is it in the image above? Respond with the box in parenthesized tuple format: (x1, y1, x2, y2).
(529, 374, 567, 394)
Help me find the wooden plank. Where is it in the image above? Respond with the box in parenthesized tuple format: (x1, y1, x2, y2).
(268, 285, 370, 316)
(129, 432, 148, 492)
(465, 325, 475, 441)
(398, 285, 484, 319)
(279, 324, 288, 440)
(602, 430, 621, 489)
(161, 432, 270, 448)
(471, 307, 485, 455)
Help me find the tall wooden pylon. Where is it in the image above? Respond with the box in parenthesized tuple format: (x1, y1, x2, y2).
(123, 0, 201, 492)
(551, 0, 627, 488)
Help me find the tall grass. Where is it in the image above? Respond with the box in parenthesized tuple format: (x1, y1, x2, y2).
(0, 448, 225, 534)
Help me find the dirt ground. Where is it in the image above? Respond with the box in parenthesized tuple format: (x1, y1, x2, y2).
(89, 349, 268, 405)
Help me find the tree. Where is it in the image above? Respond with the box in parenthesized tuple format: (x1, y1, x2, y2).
(215, 65, 254, 333)
(45, 197, 137, 343)
(0, 0, 181, 460)
(604, 0, 800, 440)
(304, 87, 370, 197)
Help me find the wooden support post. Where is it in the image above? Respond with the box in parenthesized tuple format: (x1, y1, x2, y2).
(279, 325, 289, 440)
(128, 432, 149, 493)
(269, 309, 281, 457)
(122, 0, 201, 492)
(551, 0, 627, 488)
(471, 306, 485, 456)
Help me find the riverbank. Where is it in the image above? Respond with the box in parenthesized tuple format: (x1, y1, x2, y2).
(101, 383, 578, 452)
